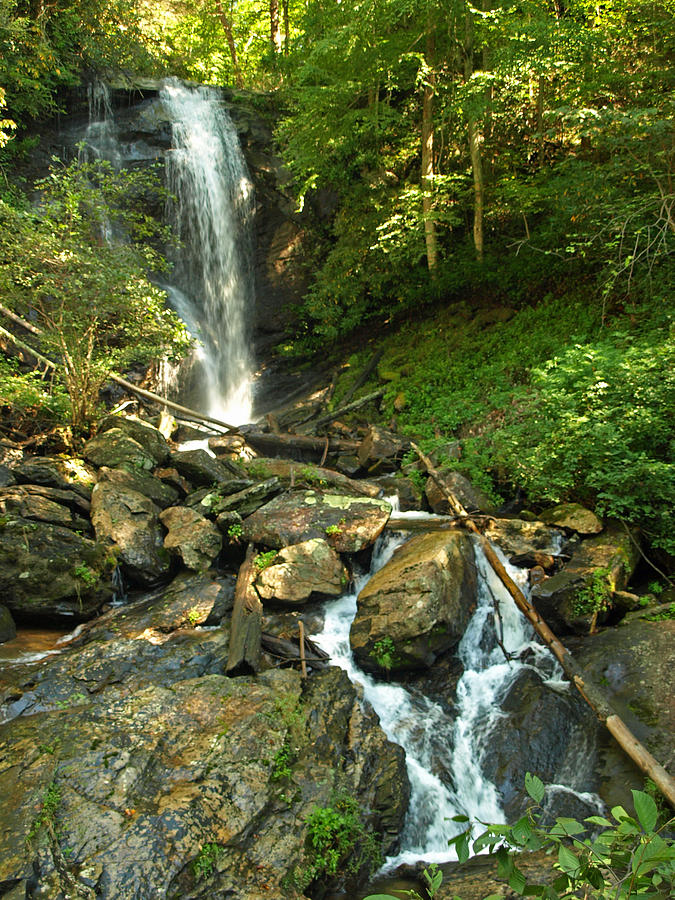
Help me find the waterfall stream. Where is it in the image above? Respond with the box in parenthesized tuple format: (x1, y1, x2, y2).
(314, 522, 600, 871)
(82, 80, 256, 426)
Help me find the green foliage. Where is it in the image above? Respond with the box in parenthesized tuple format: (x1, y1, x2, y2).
(270, 741, 294, 782)
(0, 355, 70, 432)
(72, 564, 98, 588)
(370, 636, 396, 672)
(27, 781, 60, 843)
(364, 862, 444, 900)
(0, 158, 191, 434)
(255, 550, 279, 571)
(192, 842, 222, 881)
(226, 523, 243, 541)
(573, 569, 613, 617)
(302, 792, 382, 887)
(644, 603, 675, 623)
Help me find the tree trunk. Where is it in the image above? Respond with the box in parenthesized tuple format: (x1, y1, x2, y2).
(270, 0, 283, 54)
(537, 74, 545, 168)
(282, 0, 289, 54)
(464, 8, 484, 261)
(422, 26, 438, 274)
(226, 545, 263, 676)
(214, 0, 244, 88)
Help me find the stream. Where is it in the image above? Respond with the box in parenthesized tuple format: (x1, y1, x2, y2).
(314, 516, 602, 877)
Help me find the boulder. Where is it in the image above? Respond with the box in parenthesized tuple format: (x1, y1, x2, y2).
(170, 448, 247, 486)
(97, 414, 171, 465)
(573, 617, 675, 809)
(242, 491, 392, 553)
(98, 465, 180, 509)
(479, 668, 598, 821)
(83, 428, 156, 472)
(484, 518, 563, 557)
(0, 485, 90, 532)
(11, 456, 96, 497)
(254, 539, 349, 606)
(0, 516, 114, 620)
(370, 475, 424, 511)
(159, 506, 223, 571)
(425, 470, 494, 515)
(350, 531, 477, 672)
(540, 502, 603, 535)
(90, 482, 170, 586)
(531, 524, 640, 634)
(0, 604, 17, 643)
(0, 658, 408, 900)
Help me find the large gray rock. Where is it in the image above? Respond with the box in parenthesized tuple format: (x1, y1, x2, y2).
(0, 464, 16, 487)
(573, 617, 675, 809)
(540, 502, 603, 535)
(97, 414, 171, 465)
(242, 491, 391, 553)
(531, 524, 640, 634)
(350, 531, 476, 672)
(0, 485, 90, 532)
(242, 458, 382, 498)
(170, 449, 247, 486)
(90, 482, 170, 586)
(83, 428, 156, 472)
(479, 668, 598, 821)
(254, 539, 349, 606)
(0, 644, 408, 899)
(357, 426, 408, 472)
(0, 516, 114, 620)
(159, 506, 223, 571)
(484, 518, 562, 557)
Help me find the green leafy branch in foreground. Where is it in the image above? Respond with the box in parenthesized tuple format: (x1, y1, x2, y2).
(366, 774, 675, 900)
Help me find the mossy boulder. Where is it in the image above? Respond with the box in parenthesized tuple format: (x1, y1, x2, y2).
(350, 530, 476, 672)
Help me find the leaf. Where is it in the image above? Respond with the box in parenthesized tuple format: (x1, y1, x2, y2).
(525, 772, 546, 804)
(632, 790, 658, 833)
(557, 844, 581, 877)
(585, 815, 613, 827)
(508, 865, 528, 894)
(549, 817, 586, 837)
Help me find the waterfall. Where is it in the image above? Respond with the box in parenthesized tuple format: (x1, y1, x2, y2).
(161, 81, 255, 425)
(314, 528, 601, 871)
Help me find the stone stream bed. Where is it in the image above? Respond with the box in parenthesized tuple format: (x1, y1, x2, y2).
(0, 414, 673, 899)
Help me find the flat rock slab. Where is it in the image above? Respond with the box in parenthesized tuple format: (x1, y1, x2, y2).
(170, 448, 246, 486)
(98, 466, 179, 510)
(242, 491, 392, 553)
(484, 518, 563, 557)
(351, 530, 476, 672)
(10, 457, 96, 498)
(242, 458, 382, 498)
(254, 538, 349, 606)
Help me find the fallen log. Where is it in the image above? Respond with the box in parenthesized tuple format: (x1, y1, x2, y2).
(226, 544, 263, 676)
(411, 441, 675, 809)
(306, 388, 385, 433)
(261, 631, 329, 670)
(340, 348, 384, 407)
(244, 430, 361, 459)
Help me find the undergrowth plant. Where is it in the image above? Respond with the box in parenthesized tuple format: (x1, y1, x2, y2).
(365, 774, 675, 900)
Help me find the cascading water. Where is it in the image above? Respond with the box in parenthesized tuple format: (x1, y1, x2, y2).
(161, 81, 255, 425)
(314, 522, 601, 871)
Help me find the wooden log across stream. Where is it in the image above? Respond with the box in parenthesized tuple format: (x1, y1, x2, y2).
(410, 441, 675, 809)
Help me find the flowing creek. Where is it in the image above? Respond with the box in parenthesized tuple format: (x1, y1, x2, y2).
(314, 517, 602, 876)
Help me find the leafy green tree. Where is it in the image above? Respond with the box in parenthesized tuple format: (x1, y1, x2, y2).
(0, 159, 190, 434)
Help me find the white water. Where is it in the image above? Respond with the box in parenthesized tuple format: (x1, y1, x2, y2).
(161, 81, 255, 425)
(313, 524, 589, 870)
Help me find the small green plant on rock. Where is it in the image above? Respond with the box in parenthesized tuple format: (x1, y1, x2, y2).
(255, 550, 279, 571)
(186, 607, 201, 626)
(226, 523, 243, 541)
(28, 781, 61, 844)
(301, 792, 382, 888)
(573, 568, 613, 618)
(192, 842, 222, 881)
(325, 524, 342, 536)
(370, 636, 396, 672)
